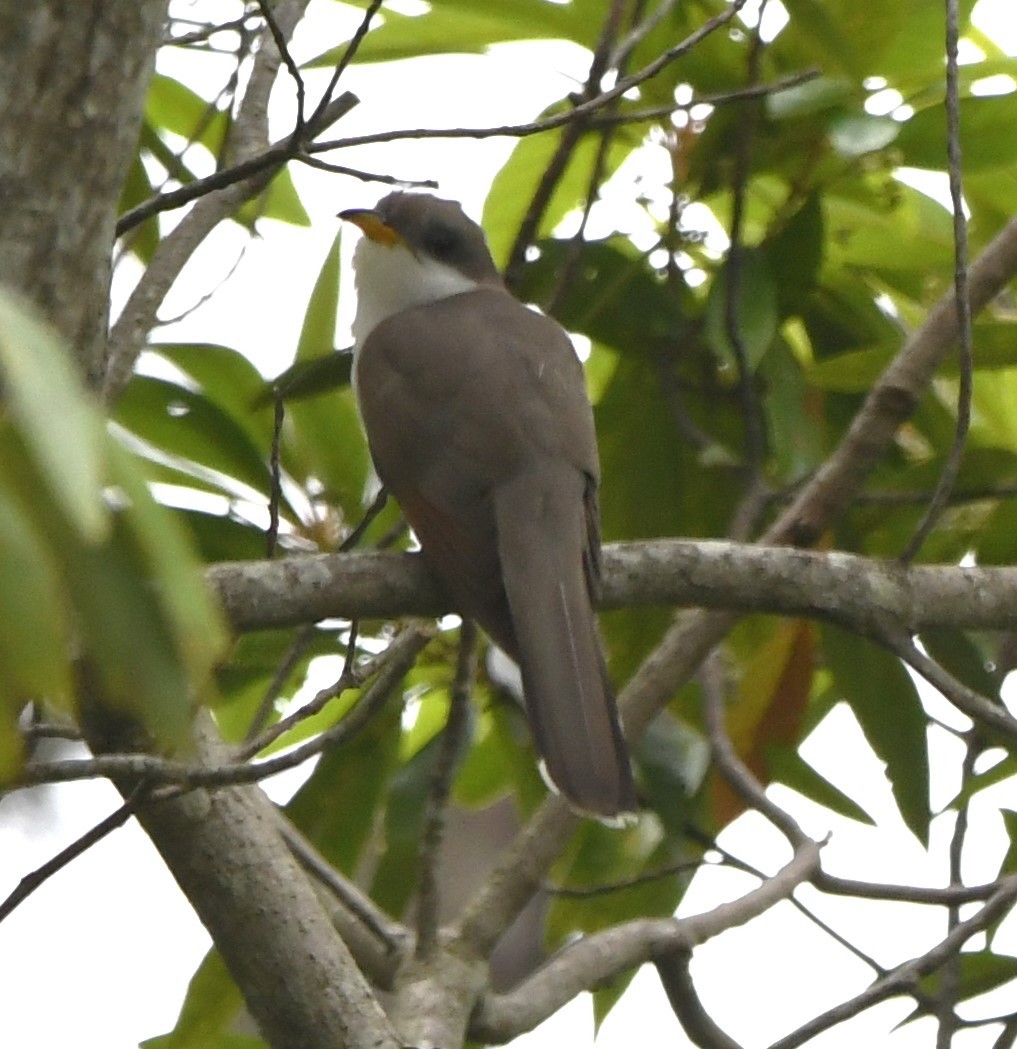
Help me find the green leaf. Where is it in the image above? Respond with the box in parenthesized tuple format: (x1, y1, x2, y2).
(483, 116, 636, 267)
(369, 738, 440, 916)
(808, 321, 1017, 391)
(949, 756, 1017, 810)
(828, 114, 900, 158)
(765, 191, 825, 316)
(704, 249, 779, 371)
(778, 0, 973, 80)
(0, 467, 72, 703)
(118, 151, 159, 263)
(453, 702, 515, 807)
(286, 700, 400, 873)
(548, 823, 687, 948)
(997, 809, 1017, 877)
(823, 625, 931, 846)
(49, 451, 223, 750)
(896, 94, 1017, 172)
(769, 746, 876, 826)
(175, 508, 268, 563)
(920, 629, 1000, 700)
(140, 949, 242, 1049)
(237, 165, 310, 229)
(153, 344, 272, 433)
(258, 351, 353, 406)
(0, 290, 108, 541)
(115, 376, 278, 503)
(807, 346, 894, 392)
(285, 231, 370, 512)
(826, 179, 954, 279)
(107, 440, 227, 696)
(305, 1, 582, 66)
(213, 628, 346, 739)
(970, 367, 1017, 450)
(760, 338, 825, 481)
(914, 951, 1017, 1010)
(766, 76, 856, 120)
(516, 239, 688, 356)
(145, 73, 228, 155)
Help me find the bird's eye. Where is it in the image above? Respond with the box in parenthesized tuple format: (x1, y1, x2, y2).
(425, 223, 459, 259)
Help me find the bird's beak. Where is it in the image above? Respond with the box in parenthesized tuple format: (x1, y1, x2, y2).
(338, 207, 403, 247)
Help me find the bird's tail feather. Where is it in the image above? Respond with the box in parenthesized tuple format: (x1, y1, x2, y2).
(494, 472, 636, 822)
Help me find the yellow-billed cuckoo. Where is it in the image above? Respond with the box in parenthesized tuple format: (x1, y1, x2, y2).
(340, 192, 636, 822)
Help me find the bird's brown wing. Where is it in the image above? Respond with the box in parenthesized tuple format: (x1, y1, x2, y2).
(355, 286, 635, 819)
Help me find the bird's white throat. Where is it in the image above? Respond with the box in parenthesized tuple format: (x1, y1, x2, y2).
(350, 236, 480, 351)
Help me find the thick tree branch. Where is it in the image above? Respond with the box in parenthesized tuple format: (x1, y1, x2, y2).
(0, 0, 168, 388)
(81, 699, 401, 1049)
(207, 540, 1017, 634)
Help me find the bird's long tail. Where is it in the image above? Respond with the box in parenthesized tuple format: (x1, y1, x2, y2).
(494, 471, 636, 822)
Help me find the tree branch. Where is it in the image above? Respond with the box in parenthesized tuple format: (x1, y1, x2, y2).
(767, 875, 1017, 1049)
(104, 0, 359, 404)
(0, 0, 169, 387)
(469, 839, 821, 1043)
(80, 699, 402, 1049)
(310, 0, 749, 156)
(770, 214, 1017, 549)
(207, 540, 1017, 635)
(20, 625, 432, 791)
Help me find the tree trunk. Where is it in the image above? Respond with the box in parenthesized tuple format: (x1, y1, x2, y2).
(0, 0, 165, 388)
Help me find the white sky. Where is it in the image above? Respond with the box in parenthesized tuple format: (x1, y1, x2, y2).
(3, 1, 1017, 1047)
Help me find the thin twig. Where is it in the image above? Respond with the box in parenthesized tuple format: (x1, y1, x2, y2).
(118, 6, 771, 241)
(880, 626, 1017, 745)
(546, 0, 645, 314)
(722, 0, 769, 541)
(294, 152, 437, 187)
(166, 14, 257, 48)
(256, 0, 306, 133)
(815, 870, 1006, 906)
(935, 734, 980, 1047)
(898, 0, 973, 563)
(237, 626, 414, 761)
(309, 0, 385, 128)
(504, 0, 629, 287)
(242, 622, 321, 746)
(609, 0, 683, 69)
(992, 1015, 1017, 1049)
(415, 621, 477, 959)
(0, 784, 146, 924)
(18, 626, 432, 791)
(341, 488, 389, 552)
(700, 651, 812, 847)
(21, 722, 82, 742)
(312, 1, 749, 155)
(546, 856, 707, 898)
(266, 397, 285, 558)
(280, 820, 404, 952)
(587, 68, 821, 126)
(115, 92, 359, 236)
(767, 876, 1017, 1049)
(655, 948, 745, 1049)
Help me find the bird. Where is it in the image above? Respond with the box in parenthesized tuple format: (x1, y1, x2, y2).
(340, 191, 636, 823)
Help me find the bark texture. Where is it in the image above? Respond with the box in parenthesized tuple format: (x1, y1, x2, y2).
(0, 0, 166, 387)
